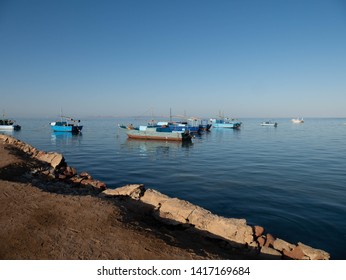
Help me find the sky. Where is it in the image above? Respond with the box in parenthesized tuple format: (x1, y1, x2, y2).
(1, 0, 346, 119)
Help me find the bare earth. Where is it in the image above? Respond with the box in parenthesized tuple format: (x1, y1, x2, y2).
(0, 142, 253, 260)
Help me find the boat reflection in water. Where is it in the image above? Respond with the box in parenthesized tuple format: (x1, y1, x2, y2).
(123, 138, 193, 158)
(0, 129, 18, 136)
(51, 131, 83, 146)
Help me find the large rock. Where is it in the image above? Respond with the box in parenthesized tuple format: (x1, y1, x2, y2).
(140, 188, 254, 245)
(264, 233, 275, 247)
(257, 236, 266, 247)
(282, 246, 306, 260)
(102, 184, 144, 199)
(63, 166, 77, 178)
(80, 171, 92, 179)
(273, 238, 295, 252)
(260, 246, 282, 259)
(22, 144, 37, 155)
(157, 198, 197, 225)
(140, 188, 170, 208)
(254, 225, 264, 237)
(190, 206, 255, 245)
(187, 205, 214, 229)
(35, 152, 64, 169)
(204, 215, 254, 245)
(297, 242, 330, 260)
(80, 178, 107, 191)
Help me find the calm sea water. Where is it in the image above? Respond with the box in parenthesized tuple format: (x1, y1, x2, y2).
(3, 117, 346, 259)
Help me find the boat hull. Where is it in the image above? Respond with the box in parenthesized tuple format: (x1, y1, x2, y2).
(120, 125, 192, 142)
(212, 122, 241, 129)
(169, 125, 201, 134)
(0, 125, 21, 131)
(126, 130, 189, 141)
(51, 125, 83, 133)
(50, 117, 83, 133)
(210, 118, 241, 129)
(199, 123, 212, 131)
(291, 119, 304, 123)
(261, 122, 278, 127)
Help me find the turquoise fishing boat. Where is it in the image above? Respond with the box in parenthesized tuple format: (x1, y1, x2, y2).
(50, 116, 83, 133)
(210, 118, 242, 129)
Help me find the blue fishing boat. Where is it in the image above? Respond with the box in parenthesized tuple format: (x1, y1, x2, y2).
(210, 118, 242, 129)
(169, 123, 201, 134)
(166, 117, 213, 134)
(146, 119, 202, 134)
(50, 116, 83, 133)
(168, 119, 203, 134)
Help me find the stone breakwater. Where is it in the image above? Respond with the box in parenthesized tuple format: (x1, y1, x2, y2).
(0, 134, 330, 260)
(0, 134, 107, 192)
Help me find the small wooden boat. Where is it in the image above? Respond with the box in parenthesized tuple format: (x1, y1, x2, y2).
(260, 121, 278, 127)
(119, 124, 192, 142)
(50, 116, 83, 133)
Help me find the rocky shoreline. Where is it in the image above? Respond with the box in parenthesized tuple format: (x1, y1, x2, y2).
(0, 134, 330, 260)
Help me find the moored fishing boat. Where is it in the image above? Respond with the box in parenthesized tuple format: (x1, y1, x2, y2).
(50, 116, 83, 133)
(210, 118, 242, 129)
(146, 119, 202, 134)
(199, 119, 212, 131)
(291, 118, 304, 123)
(0, 118, 21, 131)
(0, 119, 21, 131)
(260, 121, 278, 127)
(118, 124, 192, 142)
(168, 118, 202, 134)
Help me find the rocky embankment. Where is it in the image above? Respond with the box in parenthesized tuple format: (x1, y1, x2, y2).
(0, 134, 330, 260)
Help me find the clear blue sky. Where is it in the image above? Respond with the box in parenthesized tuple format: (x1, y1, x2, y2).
(1, 0, 345, 118)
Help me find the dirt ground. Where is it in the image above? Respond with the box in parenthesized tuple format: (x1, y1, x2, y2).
(0, 142, 255, 260)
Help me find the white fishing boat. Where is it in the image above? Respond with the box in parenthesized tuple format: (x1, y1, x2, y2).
(118, 124, 192, 142)
(260, 121, 278, 127)
(0, 115, 21, 131)
(291, 118, 304, 123)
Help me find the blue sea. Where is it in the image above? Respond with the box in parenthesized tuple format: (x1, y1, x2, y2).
(3, 117, 346, 259)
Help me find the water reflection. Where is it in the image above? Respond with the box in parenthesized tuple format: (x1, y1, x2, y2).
(122, 139, 193, 158)
(51, 131, 83, 146)
(0, 130, 16, 136)
(211, 127, 241, 143)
